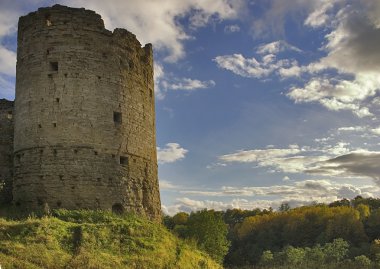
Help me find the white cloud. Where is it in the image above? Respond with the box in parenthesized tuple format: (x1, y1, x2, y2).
(224, 24, 240, 33)
(338, 126, 367, 132)
(288, 1, 380, 117)
(159, 179, 179, 190)
(304, 1, 336, 28)
(157, 143, 188, 164)
(287, 75, 378, 118)
(214, 40, 302, 79)
(256, 40, 301, 55)
(64, 0, 245, 62)
(162, 179, 379, 214)
(154, 63, 215, 99)
(163, 78, 215, 91)
(217, 142, 363, 174)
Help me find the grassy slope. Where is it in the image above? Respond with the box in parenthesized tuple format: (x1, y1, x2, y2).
(0, 210, 221, 269)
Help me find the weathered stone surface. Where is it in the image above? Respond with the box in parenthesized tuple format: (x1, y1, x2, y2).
(10, 4, 161, 220)
(0, 99, 14, 204)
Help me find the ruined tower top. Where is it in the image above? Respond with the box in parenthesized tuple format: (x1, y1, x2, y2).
(10, 5, 161, 220)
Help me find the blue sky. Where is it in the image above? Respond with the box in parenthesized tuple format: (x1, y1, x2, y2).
(1, 0, 380, 215)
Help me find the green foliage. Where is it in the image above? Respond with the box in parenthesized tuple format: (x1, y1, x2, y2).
(173, 212, 189, 225)
(186, 209, 230, 264)
(259, 250, 274, 266)
(354, 255, 372, 268)
(0, 210, 221, 269)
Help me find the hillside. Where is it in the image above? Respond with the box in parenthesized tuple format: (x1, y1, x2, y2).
(0, 210, 221, 269)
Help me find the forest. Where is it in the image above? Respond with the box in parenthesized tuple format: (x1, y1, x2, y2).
(163, 196, 380, 268)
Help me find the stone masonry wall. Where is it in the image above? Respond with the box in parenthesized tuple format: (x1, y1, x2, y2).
(0, 99, 14, 204)
(13, 5, 161, 220)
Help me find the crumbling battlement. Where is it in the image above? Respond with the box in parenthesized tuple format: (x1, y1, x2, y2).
(7, 5, 161, 220)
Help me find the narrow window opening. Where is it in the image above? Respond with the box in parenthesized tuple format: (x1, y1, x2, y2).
(56, 98, 60, 103)
(74, 149, 78, 154)
(59, 175, 63, 181)
(94, 151, 98, 155)
(113, 112, 122, 124)
(120, 156, 128, 165)
(53, 123, 57, 127)
(38, 124, 42, 128)
(112, 154, 115, 158)
(64, 73, 68, 78)
(45, 14, 52, 26)
(53, 149, 57, 156)
(57, 201, 62, 207)
(49, 62, 58, 71)
(46, 49, 50, 55)
(150, 89, 153, 98)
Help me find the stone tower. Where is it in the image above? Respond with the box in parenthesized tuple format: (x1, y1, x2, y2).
(13, 5, 161, 220)
(0, 99, 14, 204)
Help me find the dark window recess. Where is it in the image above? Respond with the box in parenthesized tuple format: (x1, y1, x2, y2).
(74, 149, 78, 154)
(56, 98, 60, 103)
(49, 61, 58, 71)
(53, 149, 57, 156)
(38, 124, 42, 128)
(53, 123, 57, 127)
(112, 203, 124, 215)
(113, 112, 122, 124)
(57, 201, 62, 207)
(37, 197, 44, 206)
(59, 175, 63, 181)
(94, 151, 98, 155)
(120, 156, 128, 165)
(150, 89, 153, 98)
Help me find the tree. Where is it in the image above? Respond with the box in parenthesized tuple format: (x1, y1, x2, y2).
(259, 250, 274, 267)
(172, 212, 189, 225)
(353, 255, 371, 268)
(279, 203, 290, 212)
(323, 238, 349, 263)
(186, 209, 230, 264)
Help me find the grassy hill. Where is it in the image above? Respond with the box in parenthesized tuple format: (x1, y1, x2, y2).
(0, 209, 221, 269)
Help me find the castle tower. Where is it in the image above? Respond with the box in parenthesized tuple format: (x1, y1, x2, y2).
(0, 99, 14, 204)
(13, 5, 161, 220)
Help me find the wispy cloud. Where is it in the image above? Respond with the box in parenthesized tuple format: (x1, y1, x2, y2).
(218, 143, 352, 174)
(214, 40, 302, 79)
(157, 143, 188, 164)
(224, 24, 240, 33)
(162, 179, 379, 215)
(154, 63, 215, 99)
(307, 151, 380, 183)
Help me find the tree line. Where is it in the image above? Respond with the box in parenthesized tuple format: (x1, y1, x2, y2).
(163, 196, 380, 268)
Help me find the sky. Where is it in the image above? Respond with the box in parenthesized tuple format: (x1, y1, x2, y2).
(1, 0, 380, 215)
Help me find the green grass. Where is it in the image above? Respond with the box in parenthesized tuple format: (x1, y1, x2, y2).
(0, 209, 222, 269)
